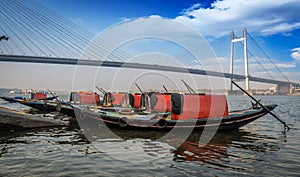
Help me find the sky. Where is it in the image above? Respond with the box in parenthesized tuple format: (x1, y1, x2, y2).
(1, 0, 300, 91)
(35, 0, 300, 59)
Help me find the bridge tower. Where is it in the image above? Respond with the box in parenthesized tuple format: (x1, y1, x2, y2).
(230, 28, 250, 93)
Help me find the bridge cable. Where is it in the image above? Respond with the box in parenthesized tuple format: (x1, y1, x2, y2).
(0, 4, 31, 55)
(0, 26, 13, 54)
(233, 33, 275, 80)
(25, 0, 134, 62)
(247, 31, 290, 82)
(2, 1, 45, 56)
(7, 0, 54, 56)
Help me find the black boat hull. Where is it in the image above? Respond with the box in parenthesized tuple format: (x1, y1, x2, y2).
(0, 97, 75, 117)
(74, 104, 277, 131)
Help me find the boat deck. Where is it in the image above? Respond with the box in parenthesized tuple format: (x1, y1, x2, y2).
(86, 107, 263, 122)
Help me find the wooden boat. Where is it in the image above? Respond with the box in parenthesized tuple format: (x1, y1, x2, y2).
(1, 91, 102, 117)
(0, 107, 65, 128)
(0, 96, 75, 116)
(73, 92, 278, 131)
(0, 96, 56, 111)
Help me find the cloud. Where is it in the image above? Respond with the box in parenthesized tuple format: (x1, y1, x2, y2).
(261, 23, 300, 36)
(175, 0, 300, 37)
(291, 47, 300, 61)
(85, 16, 217, 63)
(247, 57, 297, 69)
(275, 62, 297, 69)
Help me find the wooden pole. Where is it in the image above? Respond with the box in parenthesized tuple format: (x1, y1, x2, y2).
(231, 81, 289, 131)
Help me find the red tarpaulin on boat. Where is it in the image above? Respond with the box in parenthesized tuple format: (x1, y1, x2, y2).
(111, 93, 127, 105)
(172, 94, 228, 120)
(31, 93, 47, 100)
(133, 94, 142, 109)
(73, 92, 100, 104)
(133, 93, 171, 112)
(153, 93, 171, 112)
(103, 93, 134, 106)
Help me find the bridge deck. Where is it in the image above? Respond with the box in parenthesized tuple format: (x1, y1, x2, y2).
(0, 54, 299, 87)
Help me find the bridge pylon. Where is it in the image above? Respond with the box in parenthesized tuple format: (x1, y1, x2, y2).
(230, 28, 250, 93)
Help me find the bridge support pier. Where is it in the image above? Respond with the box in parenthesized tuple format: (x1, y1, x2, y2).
(245, 89, 253, 96)
(277, 83, 292, 95)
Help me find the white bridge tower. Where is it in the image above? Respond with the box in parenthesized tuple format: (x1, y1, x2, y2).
(230, 28, 250, 92)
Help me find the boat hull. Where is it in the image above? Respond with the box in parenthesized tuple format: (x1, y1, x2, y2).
(74, 104, 277, 131)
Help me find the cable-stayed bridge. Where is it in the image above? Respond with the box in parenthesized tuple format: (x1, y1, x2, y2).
(0, 0, 299, 94)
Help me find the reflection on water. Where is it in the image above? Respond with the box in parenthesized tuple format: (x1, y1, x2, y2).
(0, 126, 291, 176)
(0, 96, 300, 176)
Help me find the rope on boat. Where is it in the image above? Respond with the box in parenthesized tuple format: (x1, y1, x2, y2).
(231, 81, 290, 131)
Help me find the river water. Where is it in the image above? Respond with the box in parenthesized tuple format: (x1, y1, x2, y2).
(0, 95, 299, 176)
